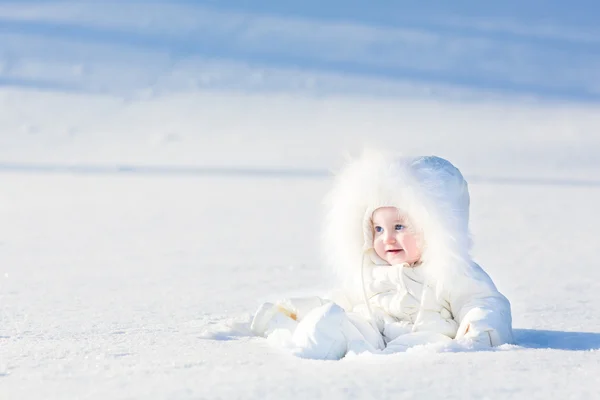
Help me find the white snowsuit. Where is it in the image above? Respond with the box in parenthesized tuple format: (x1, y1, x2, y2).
(251, 152, 513, 359)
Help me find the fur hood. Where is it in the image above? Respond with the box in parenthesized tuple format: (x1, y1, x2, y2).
(323, 150, 480, 306)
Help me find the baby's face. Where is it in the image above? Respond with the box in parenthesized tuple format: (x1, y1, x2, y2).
(372, 207, 422, 265)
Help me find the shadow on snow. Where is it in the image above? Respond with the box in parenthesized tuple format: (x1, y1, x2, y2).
(204, 326, 600, 352)
(514, 329, 600, 351)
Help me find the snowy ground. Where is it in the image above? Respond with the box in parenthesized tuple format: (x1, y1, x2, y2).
(2, 2, 600, 399)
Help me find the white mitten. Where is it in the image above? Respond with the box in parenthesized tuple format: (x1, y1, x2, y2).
(250, 302, 298, 337)
(277, 296, 329, 321)
(456, 326, 494, 348)
(455, 308, 500, 348)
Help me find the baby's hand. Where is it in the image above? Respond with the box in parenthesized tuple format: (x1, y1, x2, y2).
(456, 324, 493, 348)
(455, 308, 504, 347)
(275, 304, 297, 321)
(250, 302, 298, 337)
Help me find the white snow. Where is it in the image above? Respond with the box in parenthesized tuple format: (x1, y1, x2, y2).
(1, 2, 600, 399)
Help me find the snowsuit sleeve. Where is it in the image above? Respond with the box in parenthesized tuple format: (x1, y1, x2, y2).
(447, 263, 514, 346)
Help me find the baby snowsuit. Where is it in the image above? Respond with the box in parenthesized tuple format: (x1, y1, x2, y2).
(251, 152, 514, 359)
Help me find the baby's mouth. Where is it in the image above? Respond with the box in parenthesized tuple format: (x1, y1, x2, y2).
(387, 249, 404, 254)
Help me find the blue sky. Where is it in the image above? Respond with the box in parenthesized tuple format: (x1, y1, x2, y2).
(0, 0, 598, 101)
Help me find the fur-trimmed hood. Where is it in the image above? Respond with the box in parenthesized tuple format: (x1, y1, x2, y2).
(323, 150, 479, 306)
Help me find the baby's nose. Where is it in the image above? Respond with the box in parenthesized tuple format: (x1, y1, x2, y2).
(383, 234, 396, 244)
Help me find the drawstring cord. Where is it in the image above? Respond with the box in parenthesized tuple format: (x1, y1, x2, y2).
(360, 247, 374, 323)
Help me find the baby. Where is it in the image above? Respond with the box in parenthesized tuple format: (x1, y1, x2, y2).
(251, 152, 514, 359)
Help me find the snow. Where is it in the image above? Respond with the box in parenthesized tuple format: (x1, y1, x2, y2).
(1, 1, 600, 399)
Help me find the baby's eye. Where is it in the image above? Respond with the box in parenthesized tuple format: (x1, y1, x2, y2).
(374, 226, 383, 233)
(395, 224, 405, 231)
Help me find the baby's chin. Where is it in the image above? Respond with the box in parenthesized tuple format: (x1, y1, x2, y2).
(386, 254, 419, 266)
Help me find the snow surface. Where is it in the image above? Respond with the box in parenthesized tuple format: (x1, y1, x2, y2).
(1, 2, 600, 399)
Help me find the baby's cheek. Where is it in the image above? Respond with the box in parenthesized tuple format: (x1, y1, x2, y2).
(373, 240, 387, 259)
(403, 235, 422, 258)
(372, 239, 383, 252)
